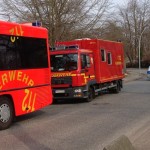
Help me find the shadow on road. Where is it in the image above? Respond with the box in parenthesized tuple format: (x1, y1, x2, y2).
(14, 110, 45, 123)
(52, 98, 86, 105)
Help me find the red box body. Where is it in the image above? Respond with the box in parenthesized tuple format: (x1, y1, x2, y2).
(56, 39, 124, 84)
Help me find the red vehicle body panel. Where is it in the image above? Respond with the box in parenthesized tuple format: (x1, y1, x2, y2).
(0, 20, 48, 37)
(51, 49, 94, 88)
(56, 39, 124, 84)
(0, 20, 52, 116)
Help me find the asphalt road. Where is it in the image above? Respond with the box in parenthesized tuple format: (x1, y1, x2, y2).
(1, 77, 150, 150)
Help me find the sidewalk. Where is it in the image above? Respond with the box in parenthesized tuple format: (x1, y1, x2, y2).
(131, 119, 150, 150)
(123, 68, 147, 83)
(123, 68, 150, 150)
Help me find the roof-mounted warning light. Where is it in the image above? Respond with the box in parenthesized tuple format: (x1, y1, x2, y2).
(32, 21, 42, 27)
(22, 21, 42, 27)
(66, 45, 79, 49)
(50, 45, 79, 51)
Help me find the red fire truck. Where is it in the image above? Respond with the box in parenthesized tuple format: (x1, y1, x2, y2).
(0, 20, 52, 129)
(50, 38, 124, 101)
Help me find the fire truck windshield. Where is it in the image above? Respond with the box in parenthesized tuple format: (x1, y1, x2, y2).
(51, 54, 78, 72)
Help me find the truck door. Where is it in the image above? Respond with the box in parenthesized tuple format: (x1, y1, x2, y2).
(81, 53, 95, 83)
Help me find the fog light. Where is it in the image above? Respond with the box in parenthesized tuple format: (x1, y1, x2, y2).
(74, 94, 82, 97)
(74, 89, 82, 93)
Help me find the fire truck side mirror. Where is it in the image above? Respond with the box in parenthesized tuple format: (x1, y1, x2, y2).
(85, 67, 88, 72)
(81, 67, 88, 73)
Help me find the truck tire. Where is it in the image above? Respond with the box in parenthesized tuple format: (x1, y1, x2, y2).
(0, 97, 14, 130)
(113, 82, 121, 93)
(85, 87, 95, 102)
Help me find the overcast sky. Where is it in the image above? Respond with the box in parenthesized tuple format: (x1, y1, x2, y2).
(112, 0, 127, 5)
(113, 0, 120, 4)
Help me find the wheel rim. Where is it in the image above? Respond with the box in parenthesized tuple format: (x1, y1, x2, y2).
(0, 104, 10, 123)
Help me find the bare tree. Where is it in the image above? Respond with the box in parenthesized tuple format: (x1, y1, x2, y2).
(0, 0, 111, 46)
(117, 0, 150, 66)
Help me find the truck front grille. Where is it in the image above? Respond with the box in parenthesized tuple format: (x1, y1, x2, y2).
(52, 77, 72, 85)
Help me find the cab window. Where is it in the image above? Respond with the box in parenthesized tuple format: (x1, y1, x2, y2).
(81, 54, 90, 69)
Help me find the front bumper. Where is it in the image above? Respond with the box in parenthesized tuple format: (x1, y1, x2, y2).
(52, 86, 88, 99)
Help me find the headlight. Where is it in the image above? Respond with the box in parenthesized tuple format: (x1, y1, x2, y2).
(74, 89, 82, 93)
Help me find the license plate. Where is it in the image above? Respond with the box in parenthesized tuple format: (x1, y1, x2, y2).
(55, 90, 65, 93)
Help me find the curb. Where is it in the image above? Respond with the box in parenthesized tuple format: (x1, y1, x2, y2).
(123, 73, 147, 83)
(103, 135, 135, 150)
(123, 77, 141, 83)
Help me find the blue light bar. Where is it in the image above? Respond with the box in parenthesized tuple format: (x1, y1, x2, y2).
(32, 21, 42, 27)
(50, 45, 79, 51)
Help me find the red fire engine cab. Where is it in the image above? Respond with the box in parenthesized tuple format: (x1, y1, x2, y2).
(50, 38, 124, 102)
